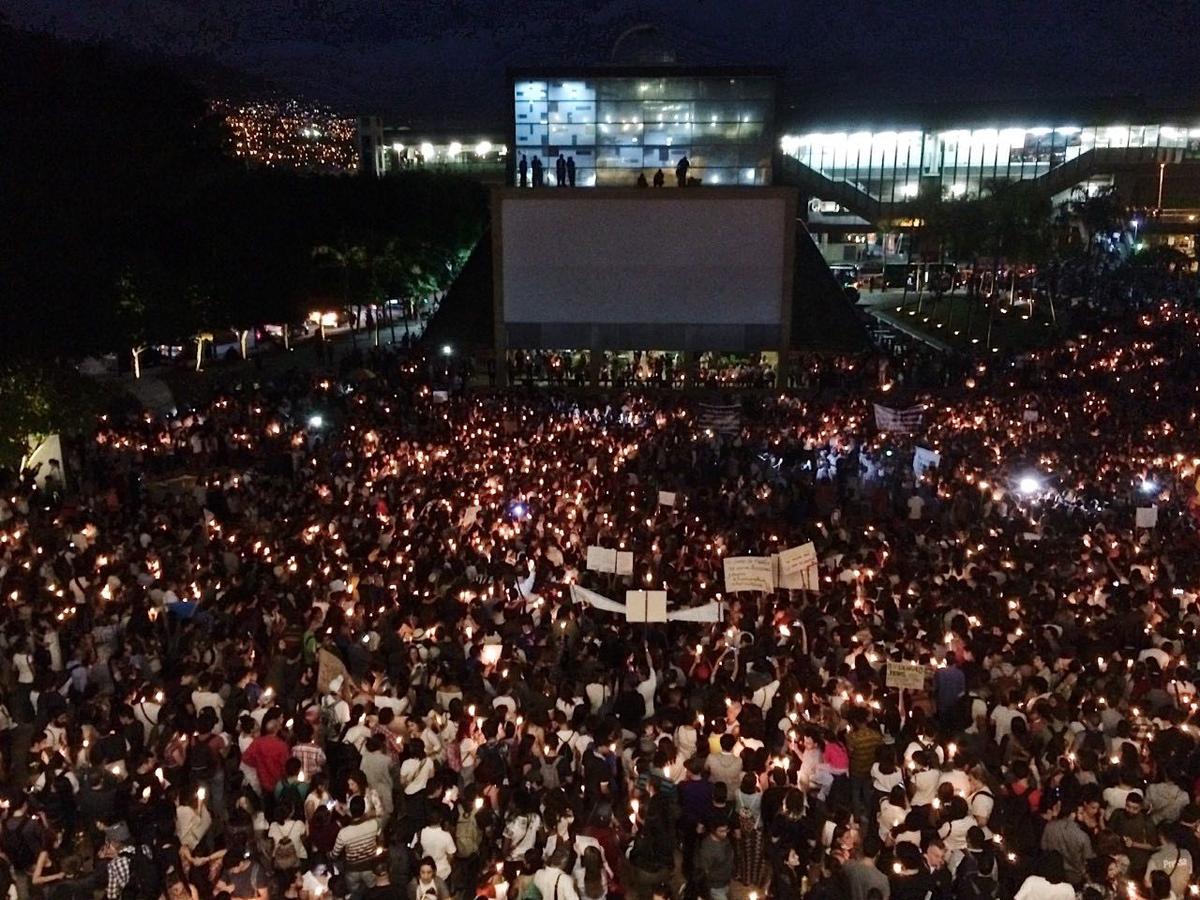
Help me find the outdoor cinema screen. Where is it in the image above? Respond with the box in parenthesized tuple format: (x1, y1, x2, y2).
(496, 190, 793, 350)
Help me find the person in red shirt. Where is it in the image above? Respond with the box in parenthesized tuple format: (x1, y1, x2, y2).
(242, 716, 290, 812)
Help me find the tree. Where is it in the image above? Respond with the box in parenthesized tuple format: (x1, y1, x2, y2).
(312, 242, 370, 346)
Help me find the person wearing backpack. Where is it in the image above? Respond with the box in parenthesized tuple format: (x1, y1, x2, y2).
(266, 801, 306, 879)
(2, 793, 46, 900)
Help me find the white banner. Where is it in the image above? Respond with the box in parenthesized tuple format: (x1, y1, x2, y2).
(658, 491, 677, 508)
(666, 601, 725, 623)
(1136, 506, 1158, 529)
(874, 403, 925, 433)
(723, 556, 775, 593)
(570, 584, 626, 614)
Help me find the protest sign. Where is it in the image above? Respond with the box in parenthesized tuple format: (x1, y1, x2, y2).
(615, 551, 634, 576)
(723, 556, 775, 593)
(886, 661, 929, 690)
(874, 404, 925, 433)
(777, 542, 819, 591)
(1023, 409, 1040, 423)
(586, 546, 617, 573)
(569, 584, 627, 614)
(1136, 506, 1158, 529)
(658, 491, 676, 507)
(913, 446, 941, 477)
(625, 590, 668, 623)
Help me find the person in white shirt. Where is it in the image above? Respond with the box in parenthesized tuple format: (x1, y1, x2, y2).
(418, 808, 457, 881)
(533, 849, 580, 900)
(990, 692, 1026, 744)
(399, 741, 435, 797)
(635, 649, 658, 718)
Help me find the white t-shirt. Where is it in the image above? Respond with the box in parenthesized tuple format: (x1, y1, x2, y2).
(400, 756, 434, 796)
(13, 653, 34, 685)
(419, 825, 457, 879)
(268, 819, 308, 859)
(907, 496, 925, 520)
(990, 706, 1026, 744)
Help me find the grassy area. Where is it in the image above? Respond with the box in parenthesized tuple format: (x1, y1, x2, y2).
(872, 291, 1072, 354)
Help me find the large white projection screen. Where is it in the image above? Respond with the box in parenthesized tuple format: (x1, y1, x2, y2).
(498, 192, 791, 337)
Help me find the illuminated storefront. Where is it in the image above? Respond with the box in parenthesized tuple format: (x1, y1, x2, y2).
(511, 68, 777, 187)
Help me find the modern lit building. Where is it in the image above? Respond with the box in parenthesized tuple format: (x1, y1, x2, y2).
(509, 66, 778, 187)
(357, 117, 507, 179)
(777, 107, 1200, 261)
(417, 65, 868, 382)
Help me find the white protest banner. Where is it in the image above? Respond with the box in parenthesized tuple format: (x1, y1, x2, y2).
(913, 446, 941, 477)
(886, 661, 929, 690)
(431, 390, 450, 404)
(777, 542, 819, 591)
(625, 590, 668, 623)
(586, 546, 617, 573)
(666, 601, 725, 623)
(1023, 409, 1040, 423)
(658, 491, 677, 508)
(874, 403, 925, 433)
(723, 556, 775, 593)
(570, 584, 627, 614)
(615, 551, 634, 576)
(1136, 506, 1158, 529)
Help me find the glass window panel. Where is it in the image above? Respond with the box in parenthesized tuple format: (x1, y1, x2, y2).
(599, 101, 643, 123)
(736, 121, 765, 143)
(643, 123, 689, 146)
(514, 81, 547, 102)
(595, 147, 643, 168)
(515, 101, 548, 125)
(548, 101, 595, 124)
(690, 145, 738, 168)
(549, 123, 596, 146)
(547, 80, 595, 102)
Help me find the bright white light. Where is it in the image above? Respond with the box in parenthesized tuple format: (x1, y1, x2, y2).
(391, 142, 405, 153)
(1055, 126, 1081, 135)
(441, 344, 453, 356)
(308, 415, 324, 429)
(1018, 476, 1041, 495)
(420, 142, 435, 159)
(511, 502, 527, 519)
(949, 183, 966, 197)
(899, 183, 919, 198)
(1140, 479, 1158, 494)
(475, 140, 493, 156)
(1028, 127, 1052, 137)
(447, 141, 463, 157)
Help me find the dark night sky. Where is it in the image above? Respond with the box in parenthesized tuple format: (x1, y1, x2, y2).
(3, 0, 1199, 126)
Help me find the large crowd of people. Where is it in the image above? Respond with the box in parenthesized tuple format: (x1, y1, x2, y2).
(1, 300, 1199, 900)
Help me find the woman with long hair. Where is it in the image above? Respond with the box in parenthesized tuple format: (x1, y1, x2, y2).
(735, 771, 767, 887)
(573, 845, 607, 900)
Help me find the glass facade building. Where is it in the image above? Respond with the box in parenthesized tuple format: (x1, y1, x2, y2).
(781, 124, 1200, 206)
(512, 70, 777, 187)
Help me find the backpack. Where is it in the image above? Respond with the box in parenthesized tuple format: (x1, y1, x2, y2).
(455, 811, 481, 858)
(989, 788, 1037, 855)
(187, 733, 224, 778)
(122, 845, 162, 900)
(475, 742, 509, 786)
(277, 781, 305, 817)
(272, 831, 301, 872)
(1, 818, 38, 871)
